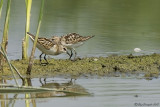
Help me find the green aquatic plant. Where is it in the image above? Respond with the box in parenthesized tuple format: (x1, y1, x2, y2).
(0, 0, 3, 19)
(22, 0, 32, 60)
(27, 0, 45, 75)
(0, 0, 11, 71)
(1, 0, 11, 51)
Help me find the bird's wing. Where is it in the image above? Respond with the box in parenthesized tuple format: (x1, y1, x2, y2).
(38, 38, 56, 50)
(27, 32, 55, 50)
(63, 33, 94, 44)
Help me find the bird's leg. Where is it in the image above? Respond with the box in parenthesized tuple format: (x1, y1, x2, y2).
(66, 50, 71, 58)
(44, 78, 47, 84)
(66, 49, 73, 60)
(73, 48, 77, 60)
(39, 53, 43, 64)
(69, 49, 73, 60)
(44, 54, 49, 65)
(70, 78, 76, 84)
(39, 78, 44, 85)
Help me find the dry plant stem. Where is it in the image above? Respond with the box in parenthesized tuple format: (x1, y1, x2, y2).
(27, 0, 44, 75)
(10, 64, 24, 81)
(0, 47, 19, 86)
(26, 23, 41, 75)
(22, 38, 26, 60)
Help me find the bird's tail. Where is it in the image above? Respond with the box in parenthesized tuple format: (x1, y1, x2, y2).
(27, 32, 35, 41)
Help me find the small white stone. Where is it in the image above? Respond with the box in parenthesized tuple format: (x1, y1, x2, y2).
(94, 58, 98, 61)
(134, 48, 141, 52)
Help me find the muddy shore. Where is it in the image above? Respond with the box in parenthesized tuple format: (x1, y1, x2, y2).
(1, 54, 160, 79)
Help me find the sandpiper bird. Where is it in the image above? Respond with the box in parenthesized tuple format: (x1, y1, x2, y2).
(27, 32, 69, 65)
(51, 33, 94, 60)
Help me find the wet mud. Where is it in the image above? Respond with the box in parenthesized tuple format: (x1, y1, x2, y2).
(1, 53, 160, 79)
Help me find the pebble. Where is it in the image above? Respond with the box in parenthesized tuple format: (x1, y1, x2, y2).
(94, 58, 98, 61)
(134, 48, 141, 52)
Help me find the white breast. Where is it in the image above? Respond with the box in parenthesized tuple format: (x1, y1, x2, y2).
(36, 43, 58, 55)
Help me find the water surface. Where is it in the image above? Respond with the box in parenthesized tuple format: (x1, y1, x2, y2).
(0, 1, 160, 107)
(0, 77, 160, 107)
(1, 0, 160, 59)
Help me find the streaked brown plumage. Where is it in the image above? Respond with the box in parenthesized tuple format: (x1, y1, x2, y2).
(62, 33, 94, 44)
(27, 32, 69, 65)
(51, 33, 94, 60)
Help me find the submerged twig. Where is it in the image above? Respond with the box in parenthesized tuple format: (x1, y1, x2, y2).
(0, 83, 58, 91)
(0, 83, 90, 95)
(10, 64, 24, 81)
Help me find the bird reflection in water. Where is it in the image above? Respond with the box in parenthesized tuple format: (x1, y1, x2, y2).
(36, 78, 89, 98)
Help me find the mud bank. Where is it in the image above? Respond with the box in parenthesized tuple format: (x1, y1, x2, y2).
(1, 54, 160, 79)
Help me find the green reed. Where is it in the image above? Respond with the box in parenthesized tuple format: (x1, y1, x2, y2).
(1, 0, 11, 51)
(0, 0, 24, 83)
(0, 0, 3, 19)
(27, 0, 45, 75)
(0, 0, 11, 71)
(22, 0, 32, 60)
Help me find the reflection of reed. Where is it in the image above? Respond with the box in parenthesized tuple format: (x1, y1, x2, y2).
(0, 78, 5, 107)
(7, 94, 18, 107)
(0, 78, 11, 107)
(0, 94, 5, 107)
(0, 93, 19, 107)
(24, 78, 36, 107)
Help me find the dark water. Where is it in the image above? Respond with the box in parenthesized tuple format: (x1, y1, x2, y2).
(0, 0, 160, 107)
